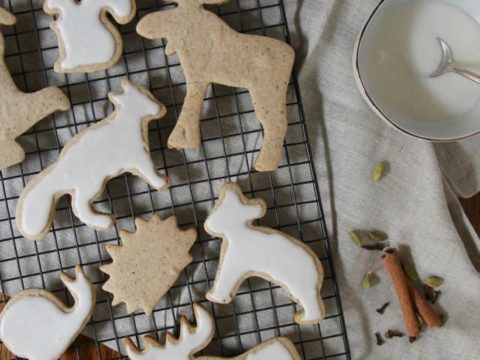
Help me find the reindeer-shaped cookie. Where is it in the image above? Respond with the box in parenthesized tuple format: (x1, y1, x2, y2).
(137, 0, 295, 172)
(44, 0, 136, 73)
(125, 303, 301, 360)
(16, 80, 170, 240)
(0, 266, 95, 360)
(204, 183, 325, 324)
(0, 8, 70, 171)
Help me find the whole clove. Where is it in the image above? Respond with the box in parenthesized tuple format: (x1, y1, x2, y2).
(362, 243, 387, 251)
(385, 329, 404, 339)
(375, 332, 384, 346)
(376, 302, 390, 314)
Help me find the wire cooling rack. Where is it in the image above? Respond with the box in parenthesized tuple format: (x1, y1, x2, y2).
(0, 0, 350, 359)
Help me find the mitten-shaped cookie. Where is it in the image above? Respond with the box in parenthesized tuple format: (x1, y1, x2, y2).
(44, 0, 136, 73)
(101, 215, 197, 314)
(125, 303, 301, 360)
(0, 266, 95, 360)
(204, 183, 325, 325)
(137, 0, 295, 172)
(0, 7, 70, 171)
(16, 80, 170, 240)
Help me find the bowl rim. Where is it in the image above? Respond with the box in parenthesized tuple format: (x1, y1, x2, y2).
(352, 0, 480, 142)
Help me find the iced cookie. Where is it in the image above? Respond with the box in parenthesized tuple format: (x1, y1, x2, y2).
(204, 183, 325, 324)
(44, 0, 136, 73)
(125, 303, 301, 360)
(0, 265, 95, 360)
(0, 7, 70, 171)
(16, 80, 170, 240)
(136, 0, 295, 172)
(100, 215, 197, 314)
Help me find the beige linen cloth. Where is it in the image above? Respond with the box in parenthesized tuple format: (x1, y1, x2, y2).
(285, 0, 480, 359)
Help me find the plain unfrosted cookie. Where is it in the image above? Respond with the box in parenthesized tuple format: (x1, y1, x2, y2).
(136, 0, 295, 172)
(44, 0, 136, 73)
(0, 7, 70, 171)
(16, 80, 170, 240)
(204, 182, 326, 324)
(125, 303, 301, 360)
(100, 215, 197, 314)
(0, 265, 95, 360)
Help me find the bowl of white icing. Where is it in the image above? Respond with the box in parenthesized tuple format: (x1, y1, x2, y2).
(354, 0, 480, 140)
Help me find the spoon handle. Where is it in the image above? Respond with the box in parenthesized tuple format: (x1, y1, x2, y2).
(453, 68, 480, 85)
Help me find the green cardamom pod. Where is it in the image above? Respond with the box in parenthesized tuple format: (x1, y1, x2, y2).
(350, 230, 363, 247)
(403, 262, 420, 282)
(368, 230, 388, 242)
(425, 276, 444, 289)
(362, 272, 374, 289)
(373, 161, 387, 182)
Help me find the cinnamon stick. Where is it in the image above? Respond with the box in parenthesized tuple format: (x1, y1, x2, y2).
(407, 280, 442, 328)
(382, 248, 420, 339)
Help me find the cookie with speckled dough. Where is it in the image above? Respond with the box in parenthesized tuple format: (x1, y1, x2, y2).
(125, 303, 302, 360)
(0, 7, 70, 171)
(136, 0, 295, 172)
(100, 215, 197, 314)
(44, 0, 136, 73)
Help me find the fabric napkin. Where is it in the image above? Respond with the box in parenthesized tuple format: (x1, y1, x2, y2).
(285, 0, 480, 358)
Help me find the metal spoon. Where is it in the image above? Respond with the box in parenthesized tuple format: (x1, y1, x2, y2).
(429, 38, 480, 84)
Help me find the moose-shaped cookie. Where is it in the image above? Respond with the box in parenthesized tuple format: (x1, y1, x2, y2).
(16, 80, 170, 240)
(44, 0, 136, 73)
(125, 303, 301, 359)
(137, 0, 295, 172)
(204, 183, 325, 324)
(0, 266, 95, 360)
(0, 7, 70, 171)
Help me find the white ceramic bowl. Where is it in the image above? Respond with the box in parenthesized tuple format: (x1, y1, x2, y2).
(354, 0, 480, 141)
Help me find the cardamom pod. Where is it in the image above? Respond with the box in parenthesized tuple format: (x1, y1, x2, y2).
(362, 272, 374, 289)
(425, 275, 444, 288)
(373, 161, 387, 182)
(403, 262, 420, 282)
(368, 230, 388, 242)
(350, 230, 363, 247)
(416, 313, 425, 328)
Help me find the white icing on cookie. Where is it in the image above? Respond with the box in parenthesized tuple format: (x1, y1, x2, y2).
(0, 266, 95, 360)
(125, 303, 301, 360)
(16, 80, 170, 240)
(204, 183, 325, 324)
(44, 0, 136, 72)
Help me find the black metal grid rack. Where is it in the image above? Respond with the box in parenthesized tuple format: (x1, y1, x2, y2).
(0, 0, 350, 358)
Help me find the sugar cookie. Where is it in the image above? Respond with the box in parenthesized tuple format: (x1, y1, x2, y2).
(44, 0, 136, 73)
(16, 80, 170, 240)
(136, 0, 295, 172)
(125, 303, 301, 360)
(0, 265, 95, 360)
(0, 7, 70, 171)
(100, 215, 197, 314)
(204, 183, 325, 324)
